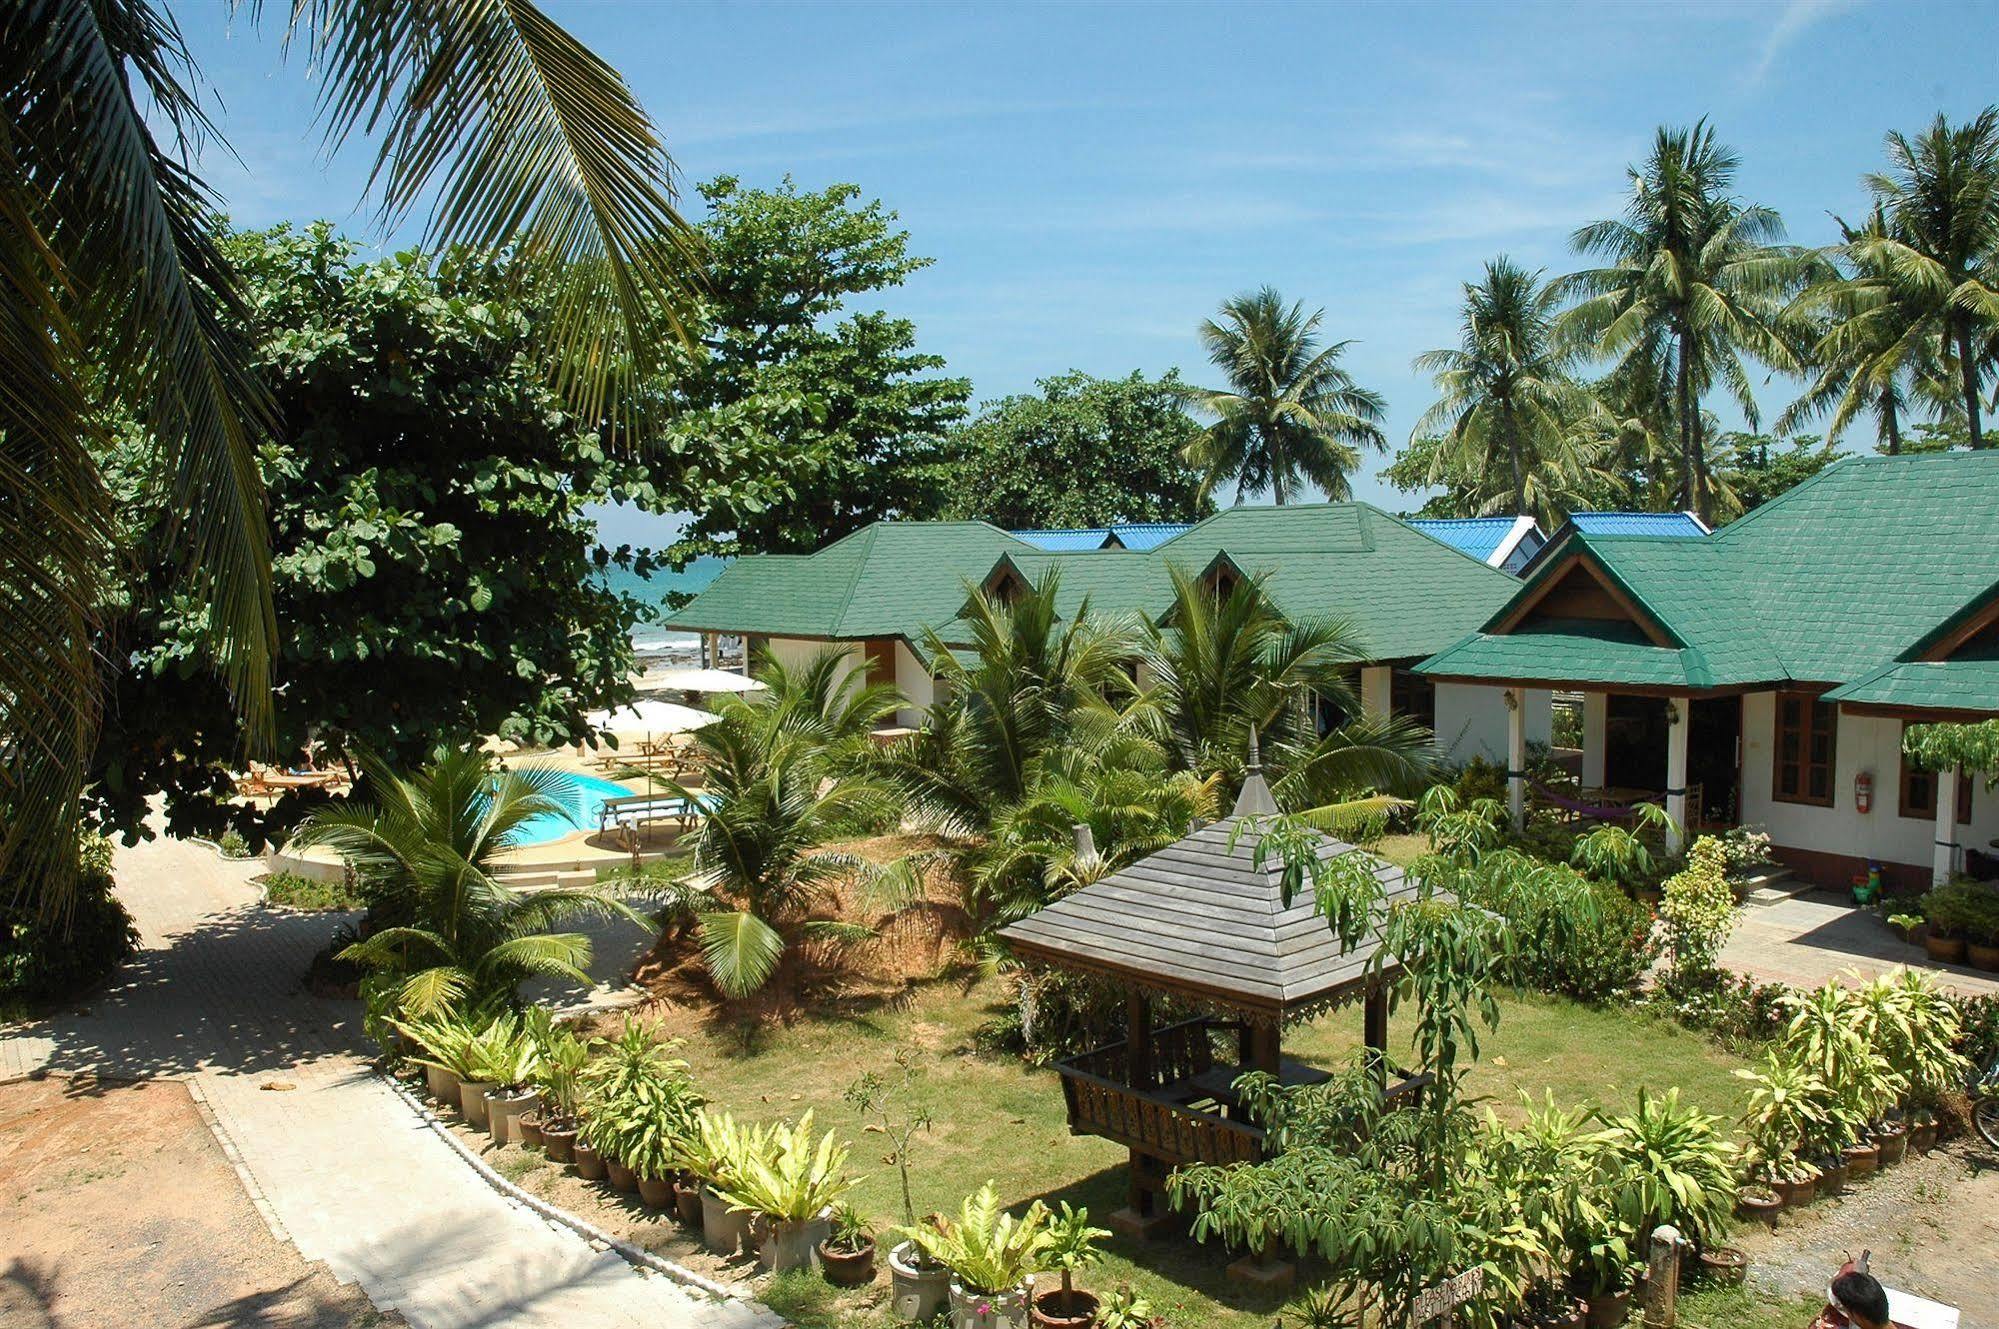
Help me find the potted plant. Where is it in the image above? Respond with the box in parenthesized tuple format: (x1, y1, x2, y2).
(1734, 1051, 1829, 1210)
(847, 1053, 943, 1322)
(392, 1008, 477, 1107)
(527, 1020, 591, 1162)
(716, 1111, 860, 1273)
(897, 1182, 1053, 1329)
(1964, 890, 1999, 971)
(819, 1203, 878, 1287)
(1593, 1089, 1737, 1326)
(675, 1110, 764, 1256)
(1693, 1244, 1748, 1288)
(455, 1013, 530, 1132)
(580, 1016, 701, 1197)
(481, 1021, 542, 1146)
(1919, 881, 1973, 963)
(1886, 912, 1924, 945)
(1029, 1203, 1109, 1329)
(1519, 1280, 1587, 1329)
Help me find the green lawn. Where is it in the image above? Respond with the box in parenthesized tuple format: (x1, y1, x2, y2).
(650, 977, 1762, 1329)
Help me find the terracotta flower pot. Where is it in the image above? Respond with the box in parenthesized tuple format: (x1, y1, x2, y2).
(1781, 1174, 1818, 1207)
(1696, 1247, 1748, 1288)
(484, 1087, 537, 1144)
(517, 1111, 545, 1150)
(759, 1212, 832, 1273)
(949, 1278, 1030, 1329)
(1968, 941, 1999, 972)
(674, 1177, 704, 1226)
(605, 1157, 637, 1193)
(1912, 1120, 1939, 1154)
(1737, 1187, 1783, 1226)
(700, 1185, 750, 1255)
(1818, 1157, 1848, 1195)
(818, 1236, 877, 1287)
(1771, 1176, 1805, 1208)
(573, 1141, 606, 1181)
(1925, 933, 1967, 963)
(1584, 1286, 1630, 1329)
(1029, 1286, 1100, 1329)
(541, 1119, 576, 1164)
(458, 1079, 495, 1129)
(1843, 1142, 1880, 1177)
(637, 1174, 674, 1209)
(1875, 1123, 1908, 1166)
(889, 1241, 952, 1324)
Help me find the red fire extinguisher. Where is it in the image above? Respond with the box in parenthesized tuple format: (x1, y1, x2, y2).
(1854, 770, 1873, 814)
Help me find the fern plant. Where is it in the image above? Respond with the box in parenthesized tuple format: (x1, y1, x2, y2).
(896, 1182, 1054, 1294)
(716, 1111, 860, 1224)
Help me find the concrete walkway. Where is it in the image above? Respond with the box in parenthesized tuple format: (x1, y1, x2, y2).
(1720, 888, 1999, 996)
(0, 836, 773, 1329)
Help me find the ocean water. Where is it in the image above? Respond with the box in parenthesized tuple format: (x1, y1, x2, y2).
(597, 557, 726, 650)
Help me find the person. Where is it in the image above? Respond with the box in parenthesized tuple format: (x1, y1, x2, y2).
(1815, 1267, 1894, 1329)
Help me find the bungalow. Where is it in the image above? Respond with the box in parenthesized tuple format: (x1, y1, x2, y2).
(1417, 451, 1999, 887)
(665, 502, 1552, 760)
(1408, 510, 1708, 576)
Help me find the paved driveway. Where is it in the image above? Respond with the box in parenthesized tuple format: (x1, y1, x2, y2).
(1721, 889, 1999, 997)
(0, 835, 772, 1329)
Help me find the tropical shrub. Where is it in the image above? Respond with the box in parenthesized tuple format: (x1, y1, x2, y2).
(1593, 1088, 1738, 1250)
(1038, 1203, 1110, 1314)
(528, 1011, 594, 1124)
(717, 1111, 860, 1223)
(1658, 837, 1738, 977)
(1851, 970, 1970, 1118)
(896, 1182, 1053, 1295)
(1734, 1051, 1831, 1184)
(1716, 825, 1775, 876)
(297, 747, 648, 1016)
(1919, 878, 1986, 940)
(844, 1050, 934, 1227)
(675, 1109, 766, 1194)
(459, 1012, 539, 1088)
(0, 834, 136, 1002)
(579, 1018, 703, 1179)
(1442, 849, 1656, 1002)
(1568, 804, 1676, 891)
(259, 870, 363, 911)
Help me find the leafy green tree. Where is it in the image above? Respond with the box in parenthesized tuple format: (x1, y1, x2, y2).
(1710, 432, 1843, 513)
(1560, 121, 1823, 522)
(297, 747, 650, 1016)
(1, 0, 698, 914)
(87, 225, 665, 844)
(935, 371, 1211, 528)
(1411, 257, 1608, 525)
(663, 177, 970, 563)
(1135, 568, 1436, 822)
(1179, 287, 1388, 504)
(1846, 109, 1999, 449)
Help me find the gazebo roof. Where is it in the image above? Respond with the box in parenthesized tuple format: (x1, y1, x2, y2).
(997, 788, 1413, 1022)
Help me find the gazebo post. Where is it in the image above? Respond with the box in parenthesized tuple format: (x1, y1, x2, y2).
(1126, 991, 1153, 1089)
(1363, 985, 1389, 1084)
(1108, 989, 1177, 1240)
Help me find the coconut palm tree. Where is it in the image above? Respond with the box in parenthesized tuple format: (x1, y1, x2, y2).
(906, 570, 1137, 823)
(750, 644, 907, 770)
(1412, 257, 1609, 525)
(1559, 121, 1823, 521)
(1135, 567, 1436, 823)
(1179, 287, 1388, 504)
(1, 1, 702, 914)
(1781, 207, 1958, 453)
(1846, 109, 1999, 449)
(657, 700, 923, 1000)
(294, 746, 651, 1015)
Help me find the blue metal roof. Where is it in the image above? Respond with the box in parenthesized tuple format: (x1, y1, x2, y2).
(1010, 528, 1114, 551)
(1106, 523, 1192, 551)
(1568, 511, 1710, 538)
(1407, 517, 1520, 562)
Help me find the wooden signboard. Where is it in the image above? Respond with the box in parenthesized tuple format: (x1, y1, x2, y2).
(1410, 1267, 1485, 1327)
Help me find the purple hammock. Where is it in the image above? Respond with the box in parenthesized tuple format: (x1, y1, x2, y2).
(1529, 781, 1643, 823)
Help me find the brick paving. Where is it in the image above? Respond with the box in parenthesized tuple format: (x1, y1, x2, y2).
(0, 835, 774, 1329)
(1720, 888, 1999, 997)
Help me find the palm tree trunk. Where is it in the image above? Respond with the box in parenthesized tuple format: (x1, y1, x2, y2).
(1881, 387, 1901, 455)
(1502, 399, 1525, 513)
(1957, 320, 1985, 449)
(1675, 331, 1699, 516)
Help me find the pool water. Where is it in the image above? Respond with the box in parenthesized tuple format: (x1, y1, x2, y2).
(510, 770, 649, 845)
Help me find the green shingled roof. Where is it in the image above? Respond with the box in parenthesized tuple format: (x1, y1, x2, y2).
(665, 502, 1525, 662)
(1418, 452, 1999, 700)
(1823, 657, 1999, 715)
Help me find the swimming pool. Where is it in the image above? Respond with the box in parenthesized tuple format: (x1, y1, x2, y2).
(510, 770, 648, 845)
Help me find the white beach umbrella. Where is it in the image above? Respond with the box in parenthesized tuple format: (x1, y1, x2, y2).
(585, 699, 720, 734)
(635, 666, 767, 695)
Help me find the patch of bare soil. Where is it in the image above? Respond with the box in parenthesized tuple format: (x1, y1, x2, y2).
(628, 833, 973, 1027)
(1735, 1140, 1999, 1325)
(0, 1074, 398, 1329)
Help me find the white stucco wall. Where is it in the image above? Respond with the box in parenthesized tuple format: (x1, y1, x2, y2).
(764, 636, 861, 679)
(1360, 666, 1392, 719)
(893, 640, 934, 727)
(1738, 690, 1999, 876)
(1434, 683, 1551, 766)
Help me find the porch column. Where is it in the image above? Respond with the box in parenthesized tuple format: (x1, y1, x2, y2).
(1934, 765, 1962, 886)
(1506, 690, 1526, 831)
(701, 632, 716, 669)
(1665, 700, 1689, 856)
(1581, 691, 1608, 787)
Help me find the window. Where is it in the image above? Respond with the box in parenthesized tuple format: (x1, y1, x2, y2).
(1772, 692, 1836, 806)
(1899, 728, 1973, 823)
(1390, 669, 1436, 732)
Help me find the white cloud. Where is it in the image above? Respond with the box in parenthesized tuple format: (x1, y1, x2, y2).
(1750, 0, 1867, 87)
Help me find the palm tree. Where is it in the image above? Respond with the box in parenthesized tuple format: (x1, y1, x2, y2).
(658, 701, 919, 1000)
(1135, 567, 1436, 823)
(908, 571, 1137, 821)
(1412, 257, 1608, 525)
(294, 747, 650, 1015)
(1847, 109, 1999, 449)
(1179, 287, 1388, 504)
(1559, 121, 1822, 521)
(752, 645, 907, 768)
(2, 1, 702, 913)
(1781, 207, 1958, 453)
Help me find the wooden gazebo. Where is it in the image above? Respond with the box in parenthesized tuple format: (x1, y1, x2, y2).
(998, 750, 1429, 1241)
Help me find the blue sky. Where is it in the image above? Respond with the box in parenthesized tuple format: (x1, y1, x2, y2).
(174, 0, 1999, 544)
